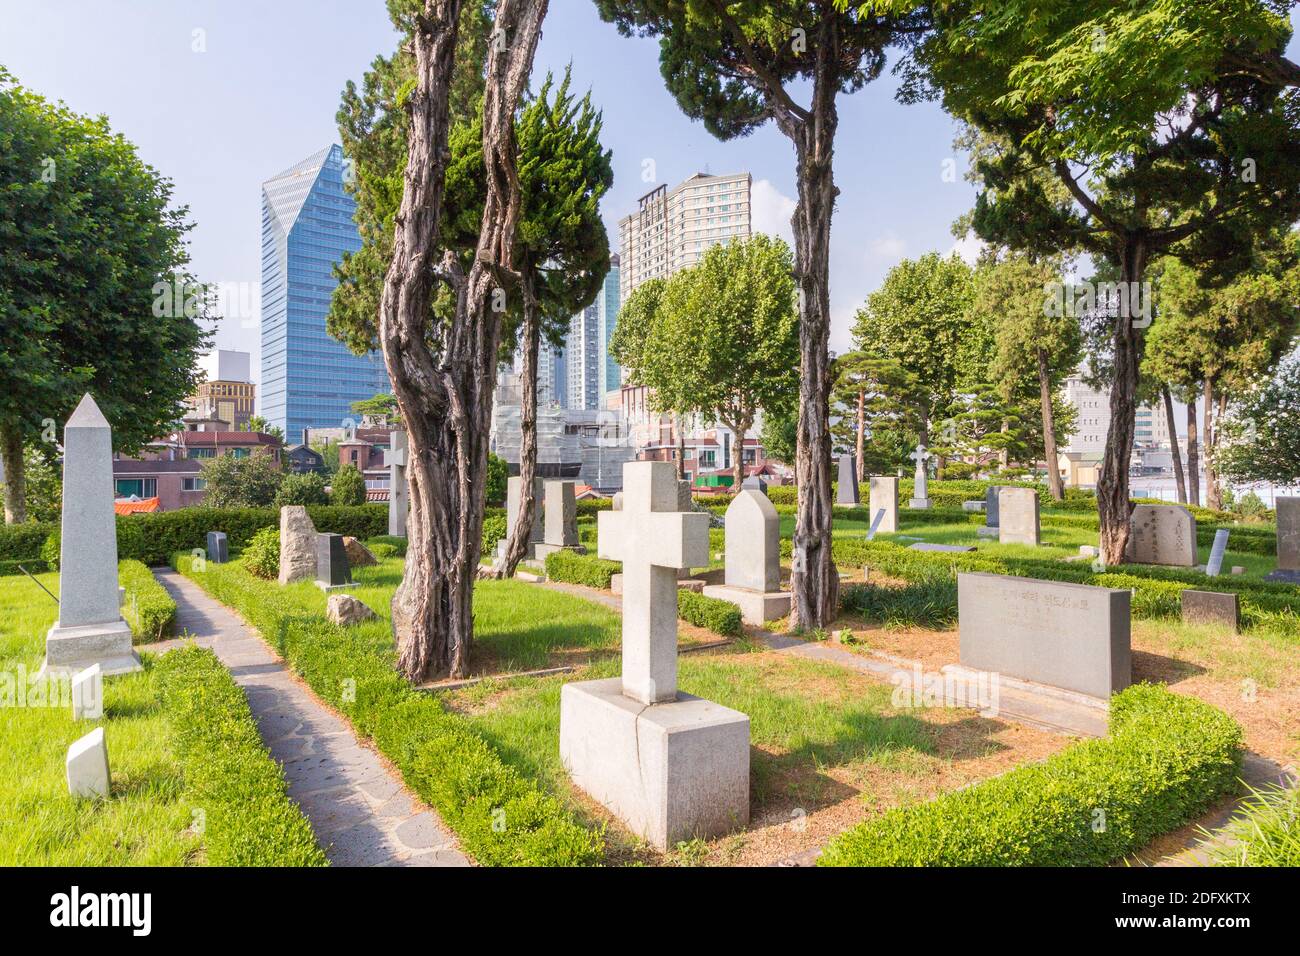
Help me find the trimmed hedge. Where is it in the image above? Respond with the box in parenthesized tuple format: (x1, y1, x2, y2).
(0, 558, 49, 577)
(0, 521, 55, 561)
(173, 552, 602, 866)
(367, 535, 408, 557)
(545, 549, 621, 589)
(119, 559, 176, 642)
(113, 505, 388, 565)
(677, 590, 743, 636)
(155, 646, 328, 866)
(819, 684, 1242, 866)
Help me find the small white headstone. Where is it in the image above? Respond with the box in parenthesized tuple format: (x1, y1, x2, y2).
(1205, 529, 1229, 577)
(71, 663, 103, 720)
(66, 726, 110, 799)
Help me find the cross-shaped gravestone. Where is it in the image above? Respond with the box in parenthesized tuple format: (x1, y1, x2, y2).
(909, 444, 932, 503)
(597, 461, 709, 704)
(386, 428, 409, 537)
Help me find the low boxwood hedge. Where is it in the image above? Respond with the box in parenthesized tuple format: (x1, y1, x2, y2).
(155, 646, 328, 866)
(0, 558, 49, 577)
(172, 552, 602, 866)
(544, 549, 621, 590)
(819, 683, 1243, 866)
(119, 559, 176, 642)
(677, 590, 743, 636)
(0, 521, 55, 561)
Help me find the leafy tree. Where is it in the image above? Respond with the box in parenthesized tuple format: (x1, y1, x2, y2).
(4, 445, 62, 523)
(275, 471, 330, 507)
(0, 68, 211, 522)
(330, 463, 367, 507)
(351, 393, 401, 426)
(971, 254, 1082, 499)
(759, 398, 798, 468)
(1145, 236, 1300, 508)
(485, 452, 508, 506)
(199, 452, 283, 508)
(638, 235, 800, 491)
(900, 0, 1300, 563)
(1217, 358, 1300, 485)
(597, 0, 929, 629)
(851, 253, 976, 449)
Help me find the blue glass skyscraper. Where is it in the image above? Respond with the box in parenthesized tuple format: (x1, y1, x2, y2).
(260, 145, 389, 443)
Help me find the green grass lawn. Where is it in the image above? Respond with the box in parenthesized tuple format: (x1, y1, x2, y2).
(0, 571, 198, 865)
(0, 569, 323, 866)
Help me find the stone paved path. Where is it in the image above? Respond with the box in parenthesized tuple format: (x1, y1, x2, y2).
(151, 569, 469, 867)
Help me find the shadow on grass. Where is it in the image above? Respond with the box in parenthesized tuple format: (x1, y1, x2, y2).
(1132, 648, 1208, 685)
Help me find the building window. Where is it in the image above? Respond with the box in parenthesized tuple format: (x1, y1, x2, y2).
(182, 477, 208, 492)
(115, 478, 157, 498)
(231, 447, 250, 459)
(699, 450, 716, 468)
(188, 447, 216, 459)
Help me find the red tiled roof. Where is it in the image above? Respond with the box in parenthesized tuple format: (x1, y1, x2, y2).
(114, 497, 162, 514)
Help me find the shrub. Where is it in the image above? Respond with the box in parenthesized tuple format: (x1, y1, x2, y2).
(172, 553, 602, 866)
(200, 451, 283, 508)
(0, 558, 49, 576)
(368, 542, 398, 560)
(330, 464, 367, 506)
(41, 529, 60, 572)
(544, 549, 621, 589)
(155, 646, 327, 866)
(1210, 784, 1300, 867)
(242, 527, 280, 580)
(819, 684, 1242, 866)
(677, 590, 743, 636)
(486, 452, 508, 506)
(119, 559, 176, 642)
(367, 535, 408, 557)
(275, 470, 329, 507)
(0, 521, 55, 561)
(481, 507, 507, 556)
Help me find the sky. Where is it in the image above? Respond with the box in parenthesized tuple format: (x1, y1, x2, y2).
(4, 1, 1298, 392)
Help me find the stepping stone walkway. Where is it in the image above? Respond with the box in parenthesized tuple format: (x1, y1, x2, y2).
(151, 569, 468, 867)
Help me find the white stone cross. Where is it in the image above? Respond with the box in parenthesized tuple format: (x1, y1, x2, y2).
(910, 444, 931, 497)
(597, 461, 710, 704)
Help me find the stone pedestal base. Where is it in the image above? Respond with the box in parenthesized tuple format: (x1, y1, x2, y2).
(39, 619, 141, 679)
(701, 584, 791, 625)
(315, 581, 359, 593)
(560, 678, 749, 850)
(909, 498, 931, 509)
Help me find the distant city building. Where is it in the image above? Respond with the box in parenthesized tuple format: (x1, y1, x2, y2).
(1060, 372, 1185, 485)
(112, 430, 282, 511)
(539, 338, 567, 407)
(187, 349, 255, 431)
(260, 145, 389, 445)
(565, 257, 621, 411)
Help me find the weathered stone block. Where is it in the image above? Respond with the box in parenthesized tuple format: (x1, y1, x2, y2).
(279, 506, 318, 584)
(66, 727, 110, 799)
(327, 594, 377, 626)
(836, 455, 859, 505)
(1181, 589, 1240, 632)
(1125, 504, 1196, 567)
(998, 487, 1040, 546)
(868, 477, 899, 533)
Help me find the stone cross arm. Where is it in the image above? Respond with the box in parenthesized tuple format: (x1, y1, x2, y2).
(597, 509, 710, 569)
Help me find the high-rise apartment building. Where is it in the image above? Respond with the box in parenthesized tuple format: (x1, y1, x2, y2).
(260, 145, 389, 444)
(617, 173, 751, 302)
(564, 256, 621, 411)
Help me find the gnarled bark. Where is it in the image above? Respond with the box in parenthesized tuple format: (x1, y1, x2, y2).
(378, 0, 548, 682)
(1162, 386, 1187, 504)
(1186, 397, 1201, 507)
(494, 269, 540, 577)
(1096, 241, 1146, 566)
(1037, 347, 1063, 501)
(1204, 378, 1224, 511)
(1, 423, 26, 525)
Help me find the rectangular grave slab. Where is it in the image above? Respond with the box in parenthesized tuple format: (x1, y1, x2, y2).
(958, 572, 1131, 699)
(1276, 497, 1300, 572)
(835, 455, 859, 505)
(985, 486, 1003, 526)
(868, 477, 898, 533)
(1181, 589, 1240, 632)
(206, 531, 228, 564)
(1125, 504, 1197, 567)
(910, 542, 976, 553)
(998, 487, 1040, 546)
(315, 533, 356, 591)
(560, 678, 749, 851)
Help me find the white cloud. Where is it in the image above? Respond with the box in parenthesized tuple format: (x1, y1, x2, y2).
(751, 178, 796, 245)
(948, 233, 984, 265)
(866, 235, 906, 262)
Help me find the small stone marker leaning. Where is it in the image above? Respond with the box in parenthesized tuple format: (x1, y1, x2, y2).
(1125, 504, 1197, 568)
(836, 455, 860, 506)
(702, 488, 791, 624)
(997, 487, 1041, 546)
(560, 461, 749, 850)
(1205, 529, 1230, 577)
(67, 727, 110, 799)
(868, 476, 898, 533)
(40, 394, 142, 679)
(206, 531, 228, 564)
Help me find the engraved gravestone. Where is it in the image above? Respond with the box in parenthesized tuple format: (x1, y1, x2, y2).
(998, 487, 1040, 546)
(869, 477, 898, 533)
(1267, 497, 1300, 582)
(958, 572, 1131, 699)
(1125, 504, 1196, 567)
(315, 533, 355, 591)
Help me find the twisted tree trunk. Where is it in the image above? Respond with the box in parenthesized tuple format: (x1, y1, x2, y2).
(1186, 398, 1201, 507)
(1095, 240, 1146, 566)
(1203, 378, 1223, 511)
(1037, 347, 1063, 501)
(855, 389, 865, 487)
(378, 0, 548, 682)
(495, 269, 540, 577)
(1162, 385, 1187, 504)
